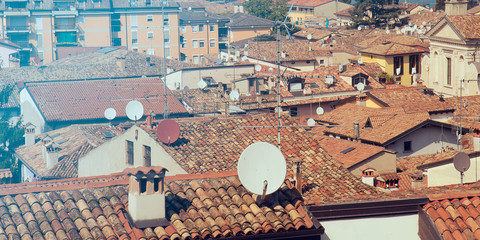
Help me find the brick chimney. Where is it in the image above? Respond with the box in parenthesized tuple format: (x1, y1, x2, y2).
(356, 94, 367, 106)
(24, 123, 36, 147)
(124, 166, 169, 228)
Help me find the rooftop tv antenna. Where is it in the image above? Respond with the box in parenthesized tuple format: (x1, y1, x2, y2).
(453, 152, 470, 185)
(275, 3, 295, 149)
(162, 0, 169, 119)
(156, 119, 180, 145)
(237, 142, 287, 200)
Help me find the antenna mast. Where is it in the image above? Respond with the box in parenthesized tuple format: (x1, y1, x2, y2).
(276, 23, 281, 149)
(162, 0, 169, 119)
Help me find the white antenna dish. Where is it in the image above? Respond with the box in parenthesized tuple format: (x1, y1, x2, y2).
(408, 21, 412, 26)
(316, 106, 324, 115)
(386, 29, 390, 34)
(230, 90, 240, 101)
(422, 21, 427, 26)
(125, 100, 144, 121)
(357, 26, 362, 31)
(104, 108, 116, 120)
(268, 67, 274, 73)
(401, 28, 406, 33)
(255, 64, 262, 71)
(357, 82, 365, 91)
(326, 76, 334, 85)
(413, 24, 418, 30)
(307, 118, 315, 126)
(357, 57, 363, 64)
(237, 142, 286, 196)
(197, 80, 207, 89)
(396, 30, 401, 34)
(307, 34, 312, 40)
(417, 29, 423, 34)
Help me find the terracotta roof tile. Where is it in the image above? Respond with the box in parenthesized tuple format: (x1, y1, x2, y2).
(287, 0, 333, 6)
(446, 15, 480, 40)
(26, 77, 187, 122)
(360, 42, 427, 56)
(468, 4, 480, 14)
(247, 40, 331, 62)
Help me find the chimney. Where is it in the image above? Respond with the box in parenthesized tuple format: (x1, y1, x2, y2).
(44, 142, 60, 169)
(24, 123, 36, 147)
(445, 0, 468, 15)
(146, 116, 152, 128)
(116, 57, 126, 69)
(124, 166, 169, 228)
(293, 158, 303, 194)
(361, 168, 375, 186)
(410, 172, 424, 190)
(353, 120, 360, 140)
(473, 128, 480, 152)
(281, 51, 286, 58)
(356, 95, 367, 106)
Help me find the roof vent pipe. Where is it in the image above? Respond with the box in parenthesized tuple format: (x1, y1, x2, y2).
(354, 120, 360, 140)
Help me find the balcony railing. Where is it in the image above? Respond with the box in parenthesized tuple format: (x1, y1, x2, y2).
(10, 40, 30, 48)
(6, 25, 29, 31)
(54, 24, 77, 30)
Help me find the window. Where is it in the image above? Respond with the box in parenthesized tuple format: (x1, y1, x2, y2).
(163, 13, 169, 26)
(193, 40, 198, 48)
(290, 107, 298, 117)
(447, 57, 452, 86)
(144, 145, 151, 167)
(126, 140, 134, 165)
(199, 24, 204, 32)
(79, 33, 85, 41)
(147, 48, 154, 55)
(394, 56, 404, 75)
(131, 14, 137, 27)
(147, 15, 153, 22)
(132, 30, 138, 44)
(154, 178, 160, 192)
(163, 30, 169, 43)
(209, 38, 215, 48)
(37, 34, 43, 48)
(77, 16, 84, 24)
(181, 38, 187, 48)
(180, 25, 186, 33)
(319, 59, 324, 64)
(199, 40, 205, 48)
(140, 179, 147, 193)
(200, 55, 205, 64)
(209, 23, 215, 32)
(409, 55, 420, 74)
(403, 141, 412, 152)
(147, 31, 154, 39)
(193, 55, 199, 64)
(36, 17, 43, 30)
(192, 25, 198, 32)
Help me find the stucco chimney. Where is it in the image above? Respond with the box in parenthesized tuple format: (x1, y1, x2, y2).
(410, 173, 424, 190)
(356, 94, 367, 106)
(473, 128, 480, 152)
(445, 0, 468, 15)
(353, 120, 360, 140)
(361, 168, 375, 186)
(24, 123, 36, 147)
(292, 158, 303, 194)
(124, 166, 169, 228)
(44, 142, 60, 169)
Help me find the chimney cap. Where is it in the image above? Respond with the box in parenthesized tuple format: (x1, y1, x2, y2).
(124, 166, 168, 176)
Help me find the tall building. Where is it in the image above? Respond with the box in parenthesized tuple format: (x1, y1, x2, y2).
(0, 0, 181, 66)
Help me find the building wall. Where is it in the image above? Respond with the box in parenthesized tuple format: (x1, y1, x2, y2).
(180, 22, 219, 64)
(361, 53, 419, 87)
(179, 65, 254, 90)
(31, 15, 55, 64)
(0, 47, 18, 68)
(80, 14, 111, 46)
(426, 157, 480, 187)
(385, 124, 458, 157)
(349, 151, 397, 176)
(331, 51, 355, 65)
(78, 126, 187, 177)
(20, 88, 46, 134)
(320, 214, 420, 240)
(228, 27, 271, 43)
(314, 1, 353, 19)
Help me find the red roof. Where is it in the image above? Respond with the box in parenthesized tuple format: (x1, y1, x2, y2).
(446, 15, 480, 40)
(288, 0, 333, 7)
(26, 77, 187, 122)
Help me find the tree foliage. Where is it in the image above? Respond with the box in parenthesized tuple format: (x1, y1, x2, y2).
(244, 0, 289, 22)
(349, 0, 401, 28)
(0, 84, 23, 183)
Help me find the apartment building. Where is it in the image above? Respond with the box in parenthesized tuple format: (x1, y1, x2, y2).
(0, 0, 181, 66)
(178, 10, 228, 64)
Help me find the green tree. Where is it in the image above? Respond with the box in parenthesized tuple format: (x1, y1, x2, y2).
(0, 84, 23, 183)
(349, 0, 401, 28)
(244, 0, 289, 22)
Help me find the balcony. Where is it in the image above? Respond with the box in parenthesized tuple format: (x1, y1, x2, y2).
(6, 25, 30, 33)
(54, 24, 78, 32)
(9, 40, 31, 49)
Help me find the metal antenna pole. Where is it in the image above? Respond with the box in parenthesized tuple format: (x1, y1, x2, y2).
(162, 0, 168, 119)
(276, 23, 281, 150)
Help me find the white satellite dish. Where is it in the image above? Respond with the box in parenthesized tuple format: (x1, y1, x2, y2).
(307, 118, 315, 126)
(357, 57, 363, 64)
(230, 90, 239, 101)
(237, 142, 287, 196)
(422, 21, 426, 26)
(396, 30, 401, 34)
(126, 100, 144, 121)
(417, 29, 422, 34)
(386, 29, 390, 34)
(197, 80, 207, 89)
(408, 21, 412, 26)
(325, 76, 334, 85)
(307, 34, 312, 40)
(316, 106, 324, 115)
(357, 26, 362, 31)
(413, 25, 418, 30)
(255, 64, 262, 71)
(357, 82, 365, 91)
(104, 108, 116, 120)
(268, 67, 274, 73)
(401, 28, 406, 33)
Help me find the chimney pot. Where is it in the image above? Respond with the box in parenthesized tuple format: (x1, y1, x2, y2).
(292, 158, 303, 194)
(24, 123, 36, 147)
(353, 120, 360, 140)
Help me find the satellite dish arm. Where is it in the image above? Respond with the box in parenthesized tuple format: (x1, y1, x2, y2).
(262, 180, 268, 200)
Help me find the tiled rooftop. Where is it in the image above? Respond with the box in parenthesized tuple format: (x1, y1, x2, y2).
(0, 171, 320, 239)
(25, 77, 187, 122)
(359, 42, 427, 56)
(287, 0, 333, 7)
(355, 34, 427, 50)
(315, 135, 392, 169)
(226, 13, 274, 27)
(293, 28, 334, 40)
(335, 6, 354, 17)
(397, 149, 478, 173)
(179, 10, 229, 22)
(247, 40, 331, 62)
(142, 114, 395, 204)
(446, 15, 480, 40)
(401, 10, 445, 28)
(313, 103, 432, 145)
(468, 4, 480, 14)
(15, 124, 123, 178)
